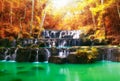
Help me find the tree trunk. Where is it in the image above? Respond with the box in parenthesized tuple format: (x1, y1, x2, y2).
(30, 0, 34, 35)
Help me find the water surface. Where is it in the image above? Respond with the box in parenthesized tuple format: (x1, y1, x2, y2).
(0, 61, 120, 81)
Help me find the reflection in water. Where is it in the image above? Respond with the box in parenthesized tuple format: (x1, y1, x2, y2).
(0, 61, 120, 81)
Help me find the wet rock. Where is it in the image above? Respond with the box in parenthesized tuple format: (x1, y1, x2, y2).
(111, 48, 120, 62)
(67, 53, 78, 64)
(29, 49, 37, 62)
(49, 56, 66, 64)
(97, 47, 120, 62)
(38, 48, 49, 62)
(0, 48, 6, 60)
(50, 47, 58, 56)
(16, 48, 31, 62)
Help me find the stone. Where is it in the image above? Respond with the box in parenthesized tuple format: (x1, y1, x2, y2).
(49, 56, 66, 64)
(0, 48, 5, 60)
(38, 48, 50, 62)
(28, 49, 37, 62)
(67, 53, 78, 64)
(16, 48, 31, 62)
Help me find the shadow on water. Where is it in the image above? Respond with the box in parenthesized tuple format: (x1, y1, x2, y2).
(16, 66, 25, 70)
(10, 78, 22, 81)
(0, 69, 10, 76)
(17, 70, 34, 76)
(31, 66, 45, 71)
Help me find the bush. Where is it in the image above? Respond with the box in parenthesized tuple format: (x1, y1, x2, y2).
(76, 47, 98, 63)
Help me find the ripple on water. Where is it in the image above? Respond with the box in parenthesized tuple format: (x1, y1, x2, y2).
(10, 78, 22, 81)
(31, 66, 45, 71)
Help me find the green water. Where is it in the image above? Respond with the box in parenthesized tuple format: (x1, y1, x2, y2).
(0, 61, 120, 81)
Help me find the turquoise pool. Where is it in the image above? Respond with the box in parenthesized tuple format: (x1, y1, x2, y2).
(0, 61, 120, 81)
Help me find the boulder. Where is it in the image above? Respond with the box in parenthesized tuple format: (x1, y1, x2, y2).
(49, 56, 66, 64)
(67, 52, 78, 63)
(16, 48, 31, 62)
(0, 48, 6, 60)
(38, 48, 50, 62)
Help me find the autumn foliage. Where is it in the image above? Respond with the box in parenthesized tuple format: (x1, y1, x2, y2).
(0, 0, 120, 44)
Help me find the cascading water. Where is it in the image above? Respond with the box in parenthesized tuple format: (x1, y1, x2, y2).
(59, 48, 69, 57)
(107, 48, 113, 61)
(45, 48, 51, 63)
(102, 52, 105, 61)
(11, 48, 19, 61)
(3, 48, 10, 61)
(59, 40, 67, 48)
(35, 48, 39, 63)
(59, 49, 64, 57)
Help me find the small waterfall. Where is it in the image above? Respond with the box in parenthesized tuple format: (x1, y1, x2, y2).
(51, 39, 56, 47)
(11, 39, 16, 47)
(66, 48, 70, 56)
(102, 53, 105, 61)
(11, 48, 18, 61)
(47, 39, 51, 47)
(2, 48, 9, 61)
(3, 48, 18, 62)
(5, 55, 11, 61)
(35, 48, 39, 63)
(45, 48, 50, 63)
(45, 48, 50, 58)
(23, 39, 27, 47)
(59, 49, 64, 57)
(107, 48, 112, 61)
(59, 40, 67, 48)
(34, 39, 38, 44)
(59, 49, 67, 57)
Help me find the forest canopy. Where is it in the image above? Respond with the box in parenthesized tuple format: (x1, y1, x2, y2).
(0, 0, 120, 44)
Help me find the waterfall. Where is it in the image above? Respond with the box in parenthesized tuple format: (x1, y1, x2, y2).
(59, 49, 64, 57)
(45, 48, 50, 58)
(11, 48, 19, 61)
(2, 48, 18, 62)
(59, 40, 67, 48)
(59, 49, 67, 57)
(35, 48, 39, 63)
(34, 39, 38, 44)
(102, 52, 105, 61)
(3, 48, 11, 61)
(107, 48, 112, 61)
(66, 48, 70, 56)
(45, 48, 50, 63)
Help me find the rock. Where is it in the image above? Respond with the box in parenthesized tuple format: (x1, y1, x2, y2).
(16, 48, 31, 62)
(97, 47, 120, 62)
(38, 48, 47, 62)
(28, 49, 37, 62)
(50, 47, 58, 56)
(67, 52, 78, 63)
(49, 56, 66, 64)
(111, 48, 120, 62)
(0, 48, 5, 60)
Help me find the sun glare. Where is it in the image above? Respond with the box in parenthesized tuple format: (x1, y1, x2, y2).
(51, 0, 73, 9)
